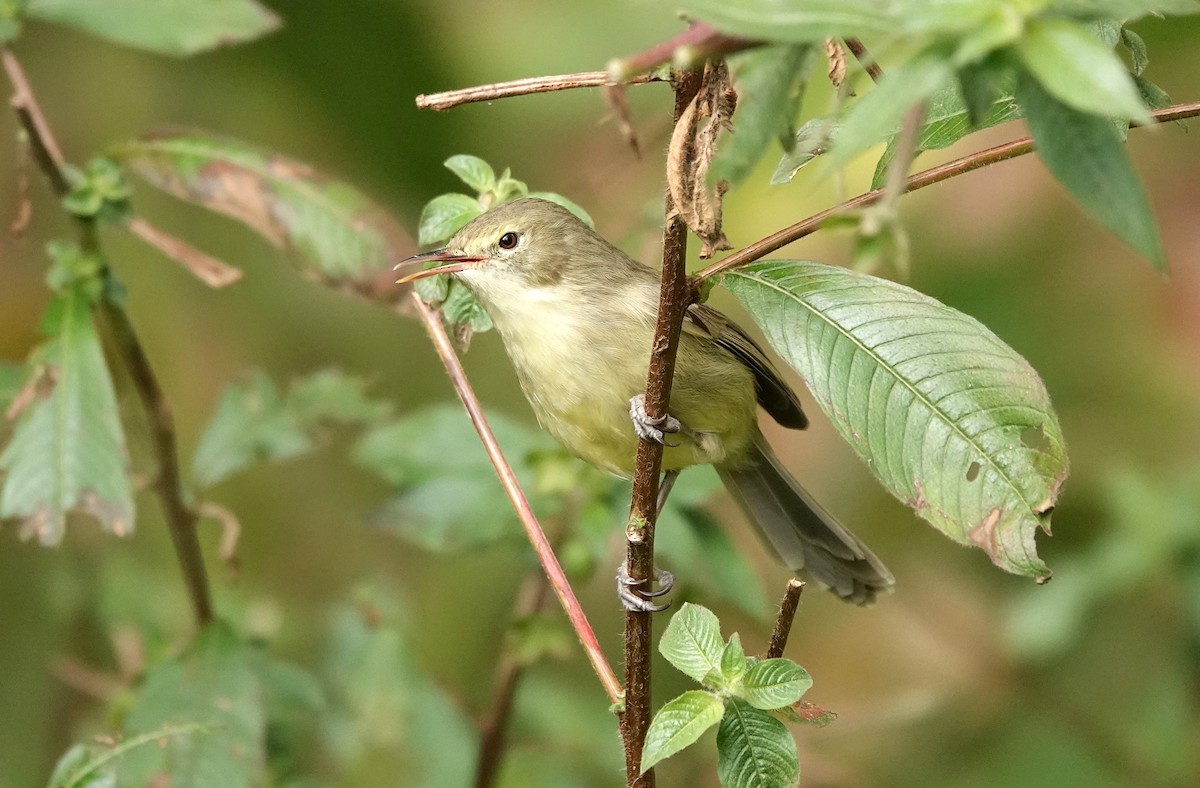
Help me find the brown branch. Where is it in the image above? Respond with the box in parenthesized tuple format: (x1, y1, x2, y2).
(411, 293, 623, 705)
(610, 22, 757, 81)
(417, 71, 660, 111)
(2, 47, 215, 627)
(766, 579, 805, 659)
(619, 68, 704, 788)
(126, 216, 243, 288)
(695, 99, 1200, 280)
(843, 37, 883, 83)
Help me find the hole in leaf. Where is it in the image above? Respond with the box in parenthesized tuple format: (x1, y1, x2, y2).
(1020, 424, 1052, 454)
(965, 461, 981, 482)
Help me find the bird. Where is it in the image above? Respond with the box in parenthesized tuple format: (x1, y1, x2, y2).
(398, 197, 893, 609)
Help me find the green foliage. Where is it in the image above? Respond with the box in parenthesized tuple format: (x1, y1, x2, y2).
(354, 404, 553, 551)
(1015, 17, 1150, 123)
(0, 280, 133, 545)
(722, 261, 1068, 580)
(1016, 73, 1166, 269)
(61, 156, 132, 223)
(24, 0, 279, 56)
(192, 369, 388, 489)
(116, 131, 410, 283)
(643, 604, 812, 785)
(115, 622, 267, 787)
(712, 44, 816, 186)
(47, 724, 209, 788)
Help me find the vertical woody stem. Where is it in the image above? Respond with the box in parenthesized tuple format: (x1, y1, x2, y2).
(619, 67, 703, 787)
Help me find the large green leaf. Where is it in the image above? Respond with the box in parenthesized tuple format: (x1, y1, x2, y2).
(1015, 17, 1151, 123)
(115, 131, 411, 283)
(742, 659, 813, 710)
(0, 285, 133, 545)
(26, 0, 279, 56)
(641, 690, 726, 773)
(716, 699, 800, 788)
(115, 622, 266, 787)
(1016, 73, 1165, 271)
(722, 261, 1067, 580)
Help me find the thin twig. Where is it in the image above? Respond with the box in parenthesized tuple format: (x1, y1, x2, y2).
(126, 216, 244, 288)
(766, 580, 805, 659)
(610, 22, 757, 80)
(417, 71, 660, 111)
(411, 293, 623, 705)
(619, 68, 704, 788)
(695, 99, 1200, 281)
(842, 37, 884, 83)
(2, 48, 216, 627)
(99, 296, 215, 625)
(474, 569, 554, 788)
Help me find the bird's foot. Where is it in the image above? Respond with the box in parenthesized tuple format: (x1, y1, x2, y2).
(629, 394, 682, 447)
(616, 562, 675, 613)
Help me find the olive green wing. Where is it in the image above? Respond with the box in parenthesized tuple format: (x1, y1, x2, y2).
(684, 303, 808, 429)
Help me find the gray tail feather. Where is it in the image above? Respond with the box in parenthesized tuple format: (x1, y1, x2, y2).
(716, 435, 894, 605)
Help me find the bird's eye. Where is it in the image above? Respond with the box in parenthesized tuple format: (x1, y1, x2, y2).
(498, 231, 519, 250)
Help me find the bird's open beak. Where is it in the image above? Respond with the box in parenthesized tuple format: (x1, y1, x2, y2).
(394, 249, 487, 285)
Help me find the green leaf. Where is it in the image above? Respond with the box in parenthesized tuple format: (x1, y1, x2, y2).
(825, 52, 954, 172)
(716, 699, 800, 788)
(1049, 0, 1200, 18)
(640, 690, 726, 773)
(0, 284, 133, 545)
(0, 0, 23, 44)
(191, 371, 311, 488)
(712, 44, 814, 186)
(444, 154, 496, 193)
(1119, 26, 1149, 75)
(720, 633, 747, 684)
(679, 0, 892, 42)
(1015, 17, 1151, 123)
(659, 603, 725, 684)
(871, 80, 1021, 189)
(47, 725, 207, 788)
(526, 191, 594, 227)
(722, 261, 1068, 580)
(115, 131, 409, 283)
(770, 118, 839, 184)
(354, 405, 554, 551)
(322, 596, 477, 785)
(418, 193, 483, 246)
(26, 0, 279, 56)
(440, 278, 493, 335)
(116, 622, 266, 788)
(286, 369, 391, 427)
(743, 659, 813, 710)
(1016, 72, 1165, 270)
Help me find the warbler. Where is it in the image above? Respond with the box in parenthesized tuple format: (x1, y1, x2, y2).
(399, 198, 892, 608)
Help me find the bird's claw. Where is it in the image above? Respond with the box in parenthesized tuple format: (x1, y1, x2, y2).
(629, 394, 682, 447)
(616, 562, 675, 613)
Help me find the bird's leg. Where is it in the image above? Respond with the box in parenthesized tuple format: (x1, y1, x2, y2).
(629, 393, 700, 448)
(657, 469, 679, 516)
(617, 562, 675, 613)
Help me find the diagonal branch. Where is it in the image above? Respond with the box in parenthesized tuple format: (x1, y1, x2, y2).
(411, 294, 623, 706)
(695, 99, 1200, 280)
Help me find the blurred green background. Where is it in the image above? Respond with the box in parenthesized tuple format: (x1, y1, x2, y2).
(2, 2, 1200, 786)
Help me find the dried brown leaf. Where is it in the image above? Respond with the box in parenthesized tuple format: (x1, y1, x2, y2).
(824, 38, 847, 88)
(602, 83, 641, 157)
(666, 61, 734, 258)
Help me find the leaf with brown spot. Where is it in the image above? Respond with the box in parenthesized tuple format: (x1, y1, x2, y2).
(723, 261, 1068, 580)
(0, 284, 134, 545)
(114, 131, 413, 286)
